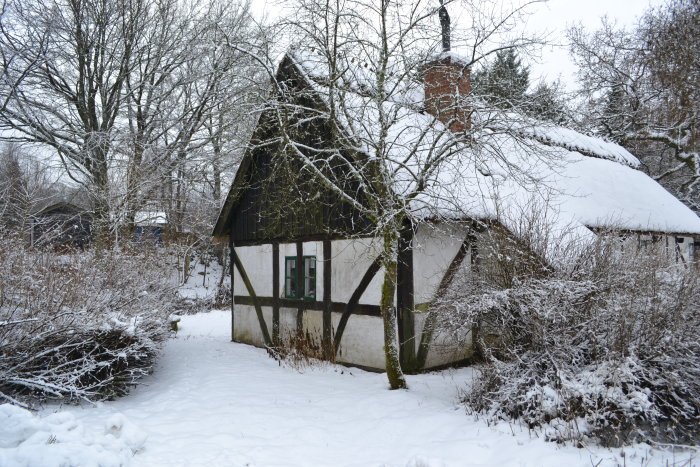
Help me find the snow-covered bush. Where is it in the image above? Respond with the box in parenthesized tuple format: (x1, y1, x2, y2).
(435, 232, 700, 446)
(0, 234, 177, 407)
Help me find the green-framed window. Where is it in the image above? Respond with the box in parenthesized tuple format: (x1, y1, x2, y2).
(284, 256, 316, 300)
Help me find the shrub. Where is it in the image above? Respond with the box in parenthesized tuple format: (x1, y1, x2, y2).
(0, 234, 178, 407)
(435, 233, 700, 446)
(268, 329, 327, 371)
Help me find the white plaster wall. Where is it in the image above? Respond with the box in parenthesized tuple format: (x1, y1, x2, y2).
(664, 234, 697, 265)
(232, 306, 471, 371)
(690, 237, 698, 264)
(234, 305, 301, 348)
(617, 233, 697, 265)
(302, 309, 324, 344)
(413, 222, 469, 305)
(413, 312, 473, 369)
(333, 313, 385, 369)
(234, 307, 386, 370)
(330, 237, 384, 305)
(233, 304, 273, 347)
(231, 228, 476, 371)
(233, 262, 244, 297)
(279, 242, 296, 260)
(278, 307, 299, 344)
(234, 244, 273, 297)
(675, 235, 696, 264)
(362, 267, 386, 305)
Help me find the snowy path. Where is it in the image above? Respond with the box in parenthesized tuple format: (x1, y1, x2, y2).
(35, 311, 695, 466)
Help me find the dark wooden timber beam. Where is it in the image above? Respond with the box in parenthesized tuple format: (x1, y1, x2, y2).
(233, 296, 382, 316)
(231, 248, 272, 346)
(296, 241, 304, 334)
(397, 225, 416, 372)
(272, 242, 280, 345)
(322, 240, 332, 357)
(229, 236, 235, 341)
(232, 232, 376, 247)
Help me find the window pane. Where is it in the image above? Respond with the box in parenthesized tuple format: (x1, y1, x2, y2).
(285, 258, 297, 298)
(303, 257, 316, 298)
(305, 277, 315, 297)
(305, 257, 315, 277)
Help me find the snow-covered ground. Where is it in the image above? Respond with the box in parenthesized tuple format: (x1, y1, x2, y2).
(176, 257, 224, 300)
(2, 310, 697, 467)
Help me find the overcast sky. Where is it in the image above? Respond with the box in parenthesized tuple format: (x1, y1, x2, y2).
(251, 0, 667, 91)
(522, 0, 666, 89)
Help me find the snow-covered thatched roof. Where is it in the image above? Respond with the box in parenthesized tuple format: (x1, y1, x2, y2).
(288, 49, 700, 237)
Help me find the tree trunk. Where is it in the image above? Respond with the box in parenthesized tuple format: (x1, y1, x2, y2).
(123, 132, 145, 236)
(380, 227, 407, 390)
(91, 153, 112, 253)
(92, 196, 111, 253)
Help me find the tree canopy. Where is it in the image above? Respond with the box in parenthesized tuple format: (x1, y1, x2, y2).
(569, 0, 700, 213)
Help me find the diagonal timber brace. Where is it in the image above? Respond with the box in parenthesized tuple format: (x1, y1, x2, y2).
(232, 248, 273, 347)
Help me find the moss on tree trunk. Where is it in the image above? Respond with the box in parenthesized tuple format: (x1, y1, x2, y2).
(380, 227, 407, 390)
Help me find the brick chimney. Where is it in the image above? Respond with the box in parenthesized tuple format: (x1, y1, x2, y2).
(423, 55, 471, 133)
(423, 2, 470, 133)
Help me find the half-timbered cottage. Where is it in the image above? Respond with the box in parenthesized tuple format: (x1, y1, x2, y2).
(213, 47, 700, 373)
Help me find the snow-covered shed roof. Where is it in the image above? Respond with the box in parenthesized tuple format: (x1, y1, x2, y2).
(34, 201, 90, 216)
(134, 211, 167, 227)
(35, 199, 90, 216)
(287, 49, 700, 237)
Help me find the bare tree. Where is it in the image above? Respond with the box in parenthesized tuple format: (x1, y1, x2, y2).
(165, 0, 264, 236)
(569, 0, 700, 213)
(0, 143, 59, 238)
(0, 0, 48, 113)
(1, 0, 267, 248)
(116, 0, 264, 242)
(0, 0, 150, 247)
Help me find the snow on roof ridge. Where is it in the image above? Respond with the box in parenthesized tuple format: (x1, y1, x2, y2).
(288, 48, 326, 79)
(517, 123, 640, 168)
(288, 48, 424, 109)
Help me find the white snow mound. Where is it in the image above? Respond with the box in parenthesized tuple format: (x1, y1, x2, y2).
(0, 404, 144, 467)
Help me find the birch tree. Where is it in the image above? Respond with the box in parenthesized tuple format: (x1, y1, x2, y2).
(263, 0, 546, 389)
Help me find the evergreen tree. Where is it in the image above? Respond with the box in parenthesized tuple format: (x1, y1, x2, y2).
(474, 50, 568, 123)
(525, 81, 568, 124)
(598, 82, 638, 141)
(0, 145, 28, 232)
(473, 49, 530, 108)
